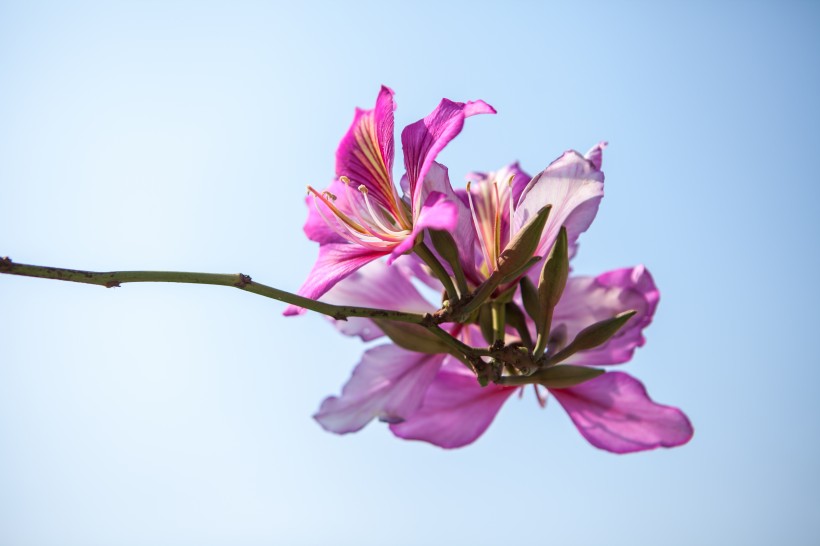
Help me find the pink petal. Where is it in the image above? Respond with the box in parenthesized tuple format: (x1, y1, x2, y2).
(283, 243, 385, 316)
(555, 266, 660, 366)
(321, 260, 436, 341)
(335, 86, 400, 212)
(303, 177, 350, 244)
(416, 161, 480, 283)
(390, 363, 517, 449)
(550, 372, 694, 453)
(314, 345, 445, 434)
(401, 98, 495, 212)
(513, 147, 605, 261)
(389, 191, 458, 262)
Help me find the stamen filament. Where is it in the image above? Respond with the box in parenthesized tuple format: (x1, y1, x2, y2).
(467, 181, 494, 273)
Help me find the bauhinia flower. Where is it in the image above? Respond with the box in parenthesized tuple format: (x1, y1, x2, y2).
(286, 86, 494, 311)
(283, 89, 691, 453)
(312, 258, 692, 453)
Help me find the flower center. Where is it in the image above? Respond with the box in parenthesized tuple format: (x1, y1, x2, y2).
(307, 177, 412, 250)
(465, 175, 514, 277)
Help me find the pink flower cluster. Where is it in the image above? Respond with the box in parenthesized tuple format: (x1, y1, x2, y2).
(287, 86, 693, 453)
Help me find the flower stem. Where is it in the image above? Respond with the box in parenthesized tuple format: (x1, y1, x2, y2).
(0, 257, 429, 324)
(414, 242, 459, 303)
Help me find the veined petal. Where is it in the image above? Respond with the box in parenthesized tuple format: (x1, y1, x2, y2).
(550, 372, 693, 453)
(336, 86, 405, 219)
(390, 362, 517, 449)
(513, 148, 605, 261)
(322, 260, 437, 341)
(314, 345, 445, 434)
(554, 266, 660, 366)
(402, 98, 495, 213)
(283, 243, 385, 315)
(389, 191, 458, 262)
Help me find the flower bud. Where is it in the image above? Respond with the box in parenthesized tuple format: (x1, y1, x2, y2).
(373, 319, 454, 355)
(495, 205, 551, 279)
(533, 226, 569, 358)
(547, 310, 637, 365)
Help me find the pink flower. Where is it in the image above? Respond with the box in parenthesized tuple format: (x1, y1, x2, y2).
(312, 259, 693, 453)
(286, 87, 494, 312)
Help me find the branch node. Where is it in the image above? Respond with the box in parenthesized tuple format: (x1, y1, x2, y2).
(104, 280, 121, 288)
(0, 256, 12, 270)
(234, 273, 253, 288)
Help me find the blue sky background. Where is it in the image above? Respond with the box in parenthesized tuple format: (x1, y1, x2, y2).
(1, 1, 818, 544)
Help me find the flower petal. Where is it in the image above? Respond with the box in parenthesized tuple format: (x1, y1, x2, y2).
(550, 372, 693, 453)
(321, 260, 436, 341)
(401, 98, 495, 212)
(389, 363, 517, 449)
(283, 243, 385, 315)
(414, 161, 480, 283)
(554, 265, 660, 365)
(303, 177, 350, 244)
(314, 345, 445, 434)
(389, 191, 458, 262)
(335, 86, 402, 214)
(513, 147, 605, 261)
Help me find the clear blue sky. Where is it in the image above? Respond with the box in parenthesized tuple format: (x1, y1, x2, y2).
(1, 1, 818, 544)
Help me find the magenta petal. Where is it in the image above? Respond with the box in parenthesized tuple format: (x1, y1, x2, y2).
(389, 365, 517, 449)
(283, 243, 385, 315)
(335, 86, 399, 211)
(551, 372, 694, 453)
(401, 98, 495, 212)
(389, 191, 458, 262)
(513, 148, 605, 260)
(555, 266, 660, 366)
(314, 345, 445, 434)
(322, 260, 436, 340)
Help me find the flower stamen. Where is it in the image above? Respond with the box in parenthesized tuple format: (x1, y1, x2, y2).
(467, 181, 494, 273)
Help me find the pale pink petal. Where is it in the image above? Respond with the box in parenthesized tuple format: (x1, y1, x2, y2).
(390, 363, 517, 449)
(393, 253, 442, 291)
(550, 372, 694, 453)
(401, 98, 495, 212)
(322, 260, 436, 341)
(554, 266, 660, 365)
(335, 86, 400, 212)
(389, 191, 458, 262)
(465, 161, 532, 217)
(314, 345, 445, 434)
(513, 148, 605, 261)
(585, 141, 607, 170)
(283, 243, 385, 316)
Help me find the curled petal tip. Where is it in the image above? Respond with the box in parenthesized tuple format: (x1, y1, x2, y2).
(464, 99, 496, 116)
